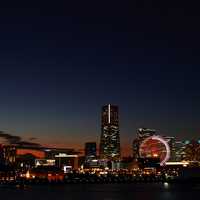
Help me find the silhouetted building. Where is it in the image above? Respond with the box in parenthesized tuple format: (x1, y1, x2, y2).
(44, 148, 79, 170)
(3, 145, 16, 165)
(85, 142, 96, 158)
(0, 144, 4, 164)
(100, 104, 120, 161)
(84, 142, 98, 168)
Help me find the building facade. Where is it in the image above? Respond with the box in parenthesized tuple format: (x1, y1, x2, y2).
(132, 128, 156, 159)
(85, 142, 96, 158)
(174, 140, 186, 161)
(137, 128, 156, 141)
(100, 104, 120, 161)
(2, 145, 16, 166)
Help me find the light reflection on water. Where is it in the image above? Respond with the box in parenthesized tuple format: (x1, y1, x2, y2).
(0, 183, 198, 200)
(164, 182, 169, 189)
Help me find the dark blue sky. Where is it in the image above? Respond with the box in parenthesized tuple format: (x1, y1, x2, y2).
(0, 0, 200, 154)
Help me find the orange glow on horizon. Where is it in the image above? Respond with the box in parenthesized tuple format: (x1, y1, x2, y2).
(17, 149, 45, 159)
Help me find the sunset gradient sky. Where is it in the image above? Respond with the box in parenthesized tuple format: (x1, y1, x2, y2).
(0, 1, 200, 155)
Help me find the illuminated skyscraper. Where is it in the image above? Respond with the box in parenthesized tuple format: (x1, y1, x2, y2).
(100, 104, 120, 161)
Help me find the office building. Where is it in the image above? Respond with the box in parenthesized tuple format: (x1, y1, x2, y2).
(132, 128, 156, 159)
(174, 140, 186, 161)
(137, 128, 156, 140)
(85, 142, 96, 158)
(3, 145, 16, 165)
(100, 104, 120, 161)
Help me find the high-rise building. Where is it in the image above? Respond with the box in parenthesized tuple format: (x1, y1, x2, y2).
(84, 142, 98, 169)
(85, 142, 97, 158)
(183, 140, 200, 161)
(100, 104, 120, 161)
(174, 140, 186, 161)
(2, 145, 16, 165)
(137, 128, 156, 140)
(132, 128, 156, 159)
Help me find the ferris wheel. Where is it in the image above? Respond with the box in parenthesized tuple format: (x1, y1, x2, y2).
(139, 135, 171, 166)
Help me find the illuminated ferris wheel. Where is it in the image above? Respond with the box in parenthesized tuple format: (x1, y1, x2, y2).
(139, 135, 170, 166)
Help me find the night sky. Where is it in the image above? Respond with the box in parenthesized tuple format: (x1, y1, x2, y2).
(0, 0, 200, 155)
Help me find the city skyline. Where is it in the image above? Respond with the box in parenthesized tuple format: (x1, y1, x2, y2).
(1, 1, 200, 157)
(1, 102, 200, 157)
(1, 0, 200, 198)
(0, 98, 200, 155)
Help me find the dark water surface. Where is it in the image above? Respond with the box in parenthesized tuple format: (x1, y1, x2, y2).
(0, 183, 199, 200)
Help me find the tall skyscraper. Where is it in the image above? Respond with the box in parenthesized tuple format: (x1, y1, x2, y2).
(100, 104, 120, 161)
